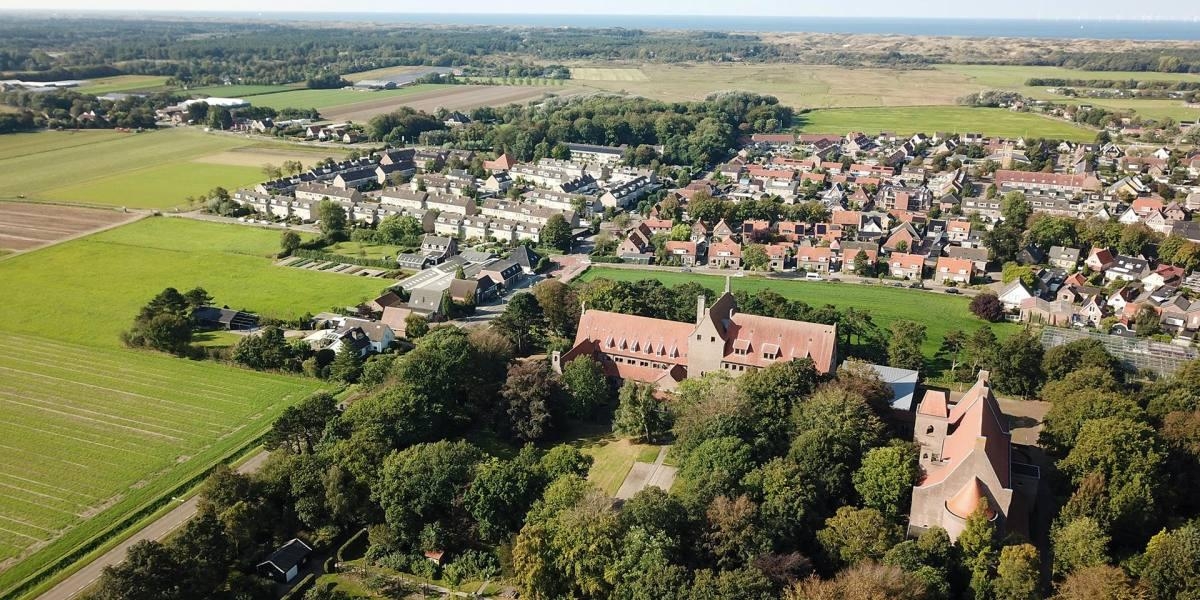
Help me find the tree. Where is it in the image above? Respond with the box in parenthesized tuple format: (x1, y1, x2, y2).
(1051, 517, 1110, 577)
(853, 250, 872, 276)
(704, 494, 769, 569)
(853, 443, 919, 521)
(1041, 339, 1120, 383)
(207, 106, 233, 130)
(264, 391, 338, 454)
(1052, 565, 1141, 600)
(464, 451, 541, 544)
(966, 326, 999, 374)
(743, 244, 769, 271)
(969, 293, 1005, 322)
(785, 563, 929, 600)
(1001, 191, 1032, 225)
(938, 330, 967, 377)
(994, 544, 1040, 600)
(404, 313, 428, 339)
(992, 329, 1044, 398)
(560, 357, 610, 420)
(613, 381, 671, 443)
(887, 320, 927, 372)
(280, 230, 302, 254)
(541, 214, 573, 252)
(328, 344, 363, 384)
(1040, 389, 1144, 455)
(817, 506, 903, 568)
(1138, 523, 1200, 600)
(494, 292, 545, 355)
(958, 498, 997, 569)
(316, 199, 348, 239)
(373, 440, 483, 547)
(532, 280, 580, 339)
(90, 540, 183, 600)
(503, 360, 561, 442)
(1134, 305, 1163, 337)
(1060, 417, 1165, 543)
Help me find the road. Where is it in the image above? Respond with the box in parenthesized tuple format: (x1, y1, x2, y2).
(36, 451, 272, 600)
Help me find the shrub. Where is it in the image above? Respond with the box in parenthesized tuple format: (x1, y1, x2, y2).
(969, 293, 1005, 322)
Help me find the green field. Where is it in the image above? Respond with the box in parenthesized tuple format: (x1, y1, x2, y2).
(0, 128, 312, 209)
(185, 84, 295, 98)
(0, 217, 387, 347)
(0, 333, 324, 595)
(0, 216, 390, 593)
(578, 267, 1019, 370)
(246, 84, 446, 110)
(324, 241, 414, 260)
(43, 162, 265, 209)
(75, 75, 171, 95)
(796, 106, 1096, 140)
(579, 438, 660, 496)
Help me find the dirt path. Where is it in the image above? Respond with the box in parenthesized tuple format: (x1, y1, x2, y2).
(34, 451, 270, 600)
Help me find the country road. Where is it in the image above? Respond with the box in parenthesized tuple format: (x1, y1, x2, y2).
(35, 451, 271, 600)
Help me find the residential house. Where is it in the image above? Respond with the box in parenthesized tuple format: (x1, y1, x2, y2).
(1085, 248, 1116, 272)
(1105, 255, 1150, 282)
(551, 284, 838, 391)
(997, 280, 1034, 310)
(565, 142, 626, 164)
(257, 539, 313, 584)
(1047, 246, 1081, 271)
(946, 246, 989, 272)
(712, 219, 736, 242)
(510, 246, 543, 275)
(889, 253, 926, 280)
(664, 241, 703, 267)
(909, 371, 1037, 540)
(883, 223, 922, 253)
(947, 220, 972, 243)
(294, 183, 362, 204)
(796, 245, 832, 274)
(479, 259, 523, 290)
(644, 218, 675, 236)
(764, 243, 793, 271)
(617, 223, 656, 263)
(935, 257, 976, 284)
(380, 305, 413, 338)
(708, 241, 743, 269)
(841, 242, 879, 273)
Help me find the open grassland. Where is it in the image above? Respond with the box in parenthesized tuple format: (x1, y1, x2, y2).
(320, 85, 577, 123)
(76, 75, 171, 95)
(192, 146, 348, 169)
(184, 84, 295, 98)
(797, 106, 1096, 140)
(580, 438, 660, 496)
(343, 65, 449, 82)
(0, 217, 387, 347)
(570, 67, 651, 82)
(246, 84, 446, 110)
(0, 203, 137, 252)
(0, 331, 324, 593)
(578, 267, 1019, 370)
(42, 162, 265, 209)
(0, 128, 324, 209)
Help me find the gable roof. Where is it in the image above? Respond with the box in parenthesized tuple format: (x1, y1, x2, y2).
(921, 370, 1011, 489)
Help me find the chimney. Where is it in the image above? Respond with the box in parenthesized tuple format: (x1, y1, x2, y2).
(977, 369, 990, 385)
(696, 295, 706, 325)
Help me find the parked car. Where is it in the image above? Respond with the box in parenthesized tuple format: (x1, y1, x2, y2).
(805, 272, 823, 281)
(908, 282, 925, 289)
(891, 282, 905, 288)
(944, 288, 961, 294)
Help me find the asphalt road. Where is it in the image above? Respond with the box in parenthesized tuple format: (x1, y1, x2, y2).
(35, 451, 271, 600)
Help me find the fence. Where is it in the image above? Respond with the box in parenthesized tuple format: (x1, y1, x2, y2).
(1040, 327, 1197, 377)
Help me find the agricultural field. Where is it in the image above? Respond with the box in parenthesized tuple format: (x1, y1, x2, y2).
(193, 146, 348, 170)
(0, 331, 325, 592)
(570, 67, 652, 82)
(0, 203, 137, 252)
(245, 84, 446, 111)
(0, 217, 388, 347)
(184, 84, 295, 98)
(0, 128, 330, 210)
(578, 267, 1019, 372)
(75, 75, 171, 95)
(796, 106, 1096, 140)
(320, 84, 579, 123)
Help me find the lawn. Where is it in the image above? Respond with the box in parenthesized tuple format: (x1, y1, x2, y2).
(42, 162, 265, 209)
(324, 241, 414, 260)
(0, 217, 388, 348)
(0, 331, 325, 596)
(580, 438, 660, 496)
(577, 267, 1019, 372)
(0, 128, 323, 209)
(76, 75, 171, 95)
(247, 84, 446, 110)
(796, 106, 1096, 140)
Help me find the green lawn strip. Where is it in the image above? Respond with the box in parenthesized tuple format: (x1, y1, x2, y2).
(796, 106, 1095, 141)
(0, 218, 386, 348)
(580, 438, 657, 496)
(184, 84, 297, 98)
(247, 84, 446, 110)
(41, 162, 264, 210)
(578, 267, 1018, 373)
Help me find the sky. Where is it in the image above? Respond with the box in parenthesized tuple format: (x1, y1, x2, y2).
(1, 0, 1198, 20)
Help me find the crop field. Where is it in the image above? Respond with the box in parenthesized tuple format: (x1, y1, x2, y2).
(245, 84, 446, 110)
(796, 106, 1096, 140)
(570, 67, 651, 82)
(0, 128, 328, 209)
(0, 331, 324, 591)
(0, 217, 388, 347)
(578, 267, 1019, 370)
(320, 84, 580, 123)
(0, 203, 137, 252)
(184, 84, 295, 98)
(193, 146, 348, 169)
(75, 75, 171, 95)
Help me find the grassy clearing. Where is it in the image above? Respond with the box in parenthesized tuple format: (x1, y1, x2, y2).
(0, 217, 387, 348)
(192, 146, 347, 169)
(578, 267, 1019, 371)
(0, 130, 127, 162)
(570, 67, 651, 82)
(581, 438, 659, 496)
(185, 84, 295, 98)
(76, 75, 171, 95)
(0, 331, 325, 594)
(343, 65, 445, 82)
(43, 162, 264, 209)
(796, 106, 1096, 140)
(324, 241, 412, 260)
(247, 84, 446, 110)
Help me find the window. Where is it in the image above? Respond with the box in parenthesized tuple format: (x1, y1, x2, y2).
(926, 425, 934, 435)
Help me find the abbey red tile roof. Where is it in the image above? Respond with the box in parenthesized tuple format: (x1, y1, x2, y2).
(722, 313, 838, 372)
(947, 477, 997, 520)
(921, 371, 1011, 489)
(572, 310, 693, 365)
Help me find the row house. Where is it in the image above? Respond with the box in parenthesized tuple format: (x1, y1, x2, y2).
(889, 253, 926, 279)
(600, 176, 656, 209)
(664, 241, 704, 267)
(993, 170, 1103, 200)
(524, 189, 588, 214)
(934, 256, 977, 284)
(294, 183, 363, 204)
(796, 245, 833, 274)
(480, 199, 579, 228)
(765, 243, 792, 271)
(708, 241, 743, 269)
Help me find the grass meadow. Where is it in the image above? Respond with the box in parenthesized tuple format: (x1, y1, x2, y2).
(246, 84, 446, 110)
(0, 216, 387, 594)
(0, 217, 387, 347)
(184, 84, 296, 98)
(795, 106, 1096, 140)
(75, 75, 171, 95)
(578, 266, 1019, 373)
(0, 128, 321, 210)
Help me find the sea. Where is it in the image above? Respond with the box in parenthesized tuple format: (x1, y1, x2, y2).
(10, 11, 1200, 41)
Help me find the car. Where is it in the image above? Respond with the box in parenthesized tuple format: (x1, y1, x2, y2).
(681, 267, 692, 272)
(944, 288, 961, 294)
(908, 282, 925, 289)
(891, 282, 905, 288)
